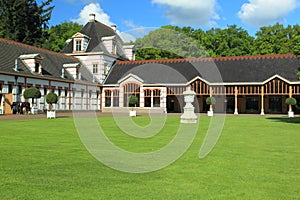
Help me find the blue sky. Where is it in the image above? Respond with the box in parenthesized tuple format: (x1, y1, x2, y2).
(48, 0, 300, 41)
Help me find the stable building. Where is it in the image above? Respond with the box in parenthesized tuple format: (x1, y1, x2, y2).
(0, 38, 100, 115)
(102, 54, 300, 115)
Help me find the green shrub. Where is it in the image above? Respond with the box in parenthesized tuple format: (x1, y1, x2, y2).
(46, 92, 58, 110)
(285, 97, 297, 106)
(129, 95, 138, 107)
(206, 97, 216, 105)
(23, 87, 41, 103)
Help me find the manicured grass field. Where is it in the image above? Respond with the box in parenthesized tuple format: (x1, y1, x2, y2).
(0, 115, 299, 199)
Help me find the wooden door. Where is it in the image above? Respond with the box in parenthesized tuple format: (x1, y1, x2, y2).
(4, 94, 13, 114)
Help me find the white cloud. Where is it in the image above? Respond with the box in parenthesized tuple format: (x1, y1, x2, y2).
(238, 0, 298, 27)
(72, 3, 113, 26)
(152, 0, 219, 26)
(72, 3, 138, 43)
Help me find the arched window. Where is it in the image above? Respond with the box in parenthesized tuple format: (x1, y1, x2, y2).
(123, 83, 140, 107)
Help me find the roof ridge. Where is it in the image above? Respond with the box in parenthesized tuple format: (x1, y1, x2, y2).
(94, 20, 116, 34)
(116, 54, 296, 65)
(0, 38, 79, 61)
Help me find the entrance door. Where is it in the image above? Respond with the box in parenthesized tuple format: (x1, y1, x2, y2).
(4, 94, 13, 114)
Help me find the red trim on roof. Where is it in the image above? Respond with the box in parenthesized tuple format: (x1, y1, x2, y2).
(0, 38, 79, 61)
(116, 54, 296, 65)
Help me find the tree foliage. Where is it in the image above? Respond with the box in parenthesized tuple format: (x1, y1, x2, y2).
(23, 87, 41, 104)
(135, 24, 300, 60)
(206, 97, 216, 105)
(42, 22, 82, 52)
(129, 95, 138, 107)
(46, 92, 58, 110)
(285, 97, 297, 106)
(0, 0, 54, 47)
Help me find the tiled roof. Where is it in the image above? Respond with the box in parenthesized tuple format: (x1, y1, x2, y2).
(61, 20, 127, 60)
(104, 54, 300, 84)
(0, 38, 93, 82)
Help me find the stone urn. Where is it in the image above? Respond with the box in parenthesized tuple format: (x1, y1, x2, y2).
(180, 89, 198, 123)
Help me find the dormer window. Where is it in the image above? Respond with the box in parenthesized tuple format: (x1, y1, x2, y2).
(19, 54, 43, 75)
(76, 40, 82, 51)
(72, 32, 90, 53)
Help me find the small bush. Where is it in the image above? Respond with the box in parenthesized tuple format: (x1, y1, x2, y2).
(46, 93, 58, 110)
(206, 97, 216, 105)
(285, 97, 297, 106)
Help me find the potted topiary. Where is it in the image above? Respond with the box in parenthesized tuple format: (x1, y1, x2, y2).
(285, 97, 297, 118)
(23, 87, 41, 114)
(206, 96, 216, 116)
(46, 92, 58, 119)
(128, 95, 138, 116)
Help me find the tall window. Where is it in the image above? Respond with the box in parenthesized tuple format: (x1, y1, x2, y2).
(144, 89, 151, 107)
(93, 64, 98, 74)
(76, 40, 82, 51)
(105, 90, 111, 107)
(123, 83, 140, 107)
(35, 63, 39, 73)
(113, 90, 119, 107)
(153, 89, 161, 107)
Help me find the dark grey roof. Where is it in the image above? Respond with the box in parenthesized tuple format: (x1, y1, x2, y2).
(0, 38, 94, 83)
(104, 54, 300, 85)
(61, 20, 127, 60)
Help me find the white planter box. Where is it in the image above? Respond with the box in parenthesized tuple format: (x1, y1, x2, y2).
(47, 110, 56, 119)
(129, 110, 136, 117)
(31, 106, 38, 115)
(207, 110, 214, 117)
(288, 111, 294, 118)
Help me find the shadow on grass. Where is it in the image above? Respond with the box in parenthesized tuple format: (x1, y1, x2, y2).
(267, 116, 300, 124)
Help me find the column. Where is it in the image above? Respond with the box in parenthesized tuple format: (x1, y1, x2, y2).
(151, 90, 153, 108)
(110, 90, 113, 108)
(209, 87, 213, 112)
(260, 86, 265, 115)
(234, 86, 238, 115)
(139, 86, 144, 108)
(161, 87, 167, 113)
(289, 86, 293, 112)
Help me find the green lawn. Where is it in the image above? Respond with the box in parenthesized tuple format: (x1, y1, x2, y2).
(0, 116, 299, 199)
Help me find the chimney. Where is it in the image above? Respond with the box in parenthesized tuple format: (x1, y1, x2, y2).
(111, 25, 117, 32)
(89, 14, 95, 22)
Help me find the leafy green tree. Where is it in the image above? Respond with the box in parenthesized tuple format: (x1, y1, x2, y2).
(46, 92, 58, 110)
(43, 22, 82, 52)
(0, 0, 54, 47)
(135, 27, 207, 60)
(255, 23, 293, 55)
(23, 87, 41, 104)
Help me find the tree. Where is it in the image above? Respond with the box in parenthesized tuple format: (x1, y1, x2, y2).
(43, 22, 82, 52)
(129, 95, 138, 107)
(0, 0, 54, 47)
(46, 92, 58, 110)
(23, 87, 41, 104)
(255, 23, 293, 55)
(135, 27, 207, 60)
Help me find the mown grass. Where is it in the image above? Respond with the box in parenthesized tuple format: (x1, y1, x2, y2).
(0, 116, 299, 199)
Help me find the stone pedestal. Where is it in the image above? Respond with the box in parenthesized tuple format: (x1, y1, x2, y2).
(181, 89, 197, 123)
